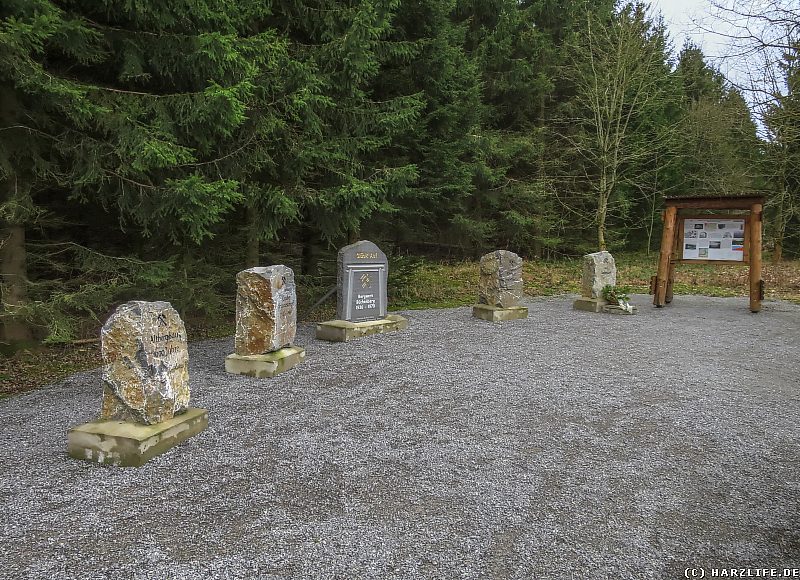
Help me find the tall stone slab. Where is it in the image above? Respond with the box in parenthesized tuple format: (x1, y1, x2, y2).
(226, 265, 306, 378)
(316, 240, 407, 341)
(234, 266, 297, 355)
(336, 240, 388, 322)
(573, 251, 635, 313)
(478, 250, 524, 307)
(472, 250, 528, 322)
(100, 301, 190, 425)
(581, 251, 616, 299)
(68, 300, 208, 467)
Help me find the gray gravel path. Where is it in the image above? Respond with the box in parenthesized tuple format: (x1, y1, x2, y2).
(1, 295, 799, 579)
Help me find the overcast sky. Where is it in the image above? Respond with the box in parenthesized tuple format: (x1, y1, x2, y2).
(650, 0, 728, 60)
(650, 0, 780, 127)
(649, 0, 758, 103)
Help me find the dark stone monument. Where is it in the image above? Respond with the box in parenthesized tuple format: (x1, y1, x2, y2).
(337, 240, 388, 322)
(316, 240, 407, 342)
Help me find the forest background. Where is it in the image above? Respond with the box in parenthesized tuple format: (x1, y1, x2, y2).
(1, 0, 799, 363)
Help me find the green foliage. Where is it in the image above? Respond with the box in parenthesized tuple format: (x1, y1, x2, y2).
(0, 0, 776, 345)
(387, 254, 425, 301)
(673, 43, 761, 198)
(15, 244, 174, 343)
(601, 284, 631, 304)
(762, 44, 800, 259)
(557, 2, 679, 251)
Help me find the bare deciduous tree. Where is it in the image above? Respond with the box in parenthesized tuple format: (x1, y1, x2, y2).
(702, 0, 800, 261)
(560, 3, 675, 250)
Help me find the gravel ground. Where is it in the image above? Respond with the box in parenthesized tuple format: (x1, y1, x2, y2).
(1, 294, 799, 579)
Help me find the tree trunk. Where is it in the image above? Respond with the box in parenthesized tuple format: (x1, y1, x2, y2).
(0, 90, 32, 343)
(597, 191, 608, 251)
(772, 191, 786, 264)
(1, 222, 32, 343)
(532, 230, 543, 259)
(597, 219, 606, 251)
(245, 206, 259, 268)
(301, 224, 317, 276)
(773, 240, 783, 264)
(597, 161, 610, 251)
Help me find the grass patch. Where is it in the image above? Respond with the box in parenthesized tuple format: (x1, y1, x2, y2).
(387, 252, 800, 306)
(0, 343, 102, 398)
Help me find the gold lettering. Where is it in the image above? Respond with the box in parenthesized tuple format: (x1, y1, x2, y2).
(355, 252, 379, 259)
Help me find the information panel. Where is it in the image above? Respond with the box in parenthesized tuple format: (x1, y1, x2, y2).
(682, 218, 746, 261)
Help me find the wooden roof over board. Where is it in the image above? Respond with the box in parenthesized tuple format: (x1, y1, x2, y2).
(663, 195, 765, 210)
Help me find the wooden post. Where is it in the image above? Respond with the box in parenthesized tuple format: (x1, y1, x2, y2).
(665, 260, 676, 304)
(665, 217, 678, 303)
(654, 205, 677, 307)
(749, 203, 763, 312)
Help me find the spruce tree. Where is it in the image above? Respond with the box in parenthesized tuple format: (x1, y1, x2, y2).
(268, 0, 424, 253)
(762, 45, 800, 260)
(674, 44, 761, 198)
(0, 0, 303, 340)
(370, 0, 482, 251)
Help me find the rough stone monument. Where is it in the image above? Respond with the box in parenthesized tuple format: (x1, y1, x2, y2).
(225, 265, 305, 377)
(67, 301, 208, 467)
(472, 250, 528, 322)
(316, 240, 407, 342)
(573, 251, 637, 314)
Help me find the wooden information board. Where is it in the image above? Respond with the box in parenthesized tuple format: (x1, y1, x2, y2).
(677, 215, 750, 263)
(652, 196, 764, 312)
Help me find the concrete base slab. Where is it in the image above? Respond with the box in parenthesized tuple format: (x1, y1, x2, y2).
(225, 346, 305, 378)
(602, 304, 639, 315)
(68, 408, 208, 467)
(316, 315, 408, 342)
(573, 297, 608, 313)
(472, 304, 528, 322)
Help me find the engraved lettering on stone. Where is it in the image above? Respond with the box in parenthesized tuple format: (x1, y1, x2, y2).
(337, 241, 388, 322)
(100, 301, 190, 425)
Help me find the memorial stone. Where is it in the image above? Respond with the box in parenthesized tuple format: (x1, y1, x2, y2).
(234, 266, 297, 355)
(316, 240, 407, 341)
(68, 300, 207, 467)
(478, 250, 524, 307)
(472, 250, 528, 322)
(100, 301, 190, 425)
(225, 265, 305, 377)
(581, 251, 616, 299)
(573, 251, 635, 313)
(337, 240, 388, 322)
